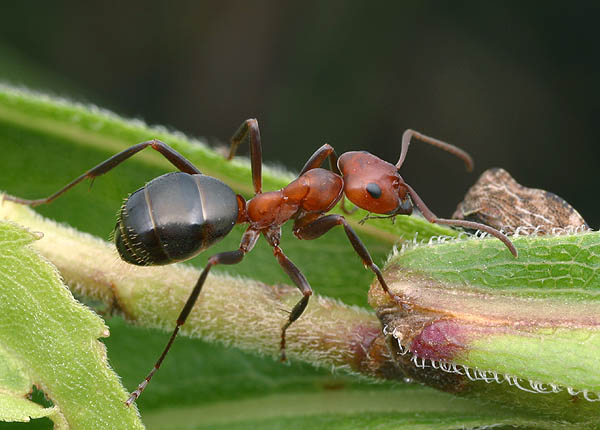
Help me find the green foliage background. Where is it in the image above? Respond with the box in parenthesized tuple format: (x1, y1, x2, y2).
(0, 87, 594, 429)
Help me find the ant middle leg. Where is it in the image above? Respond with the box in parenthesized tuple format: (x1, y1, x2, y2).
(271, 245, 312, 362)
(263, 227, 312, 361)
(125, 227, 260, 406)
(5, 140, 200, 207)
(227, 119, 263, 194)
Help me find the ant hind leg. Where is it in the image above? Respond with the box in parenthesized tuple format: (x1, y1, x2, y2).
(125, 228, 260, 406)
(5, 140, 201, 207)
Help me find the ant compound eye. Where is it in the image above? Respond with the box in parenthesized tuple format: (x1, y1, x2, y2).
(366, 182, 382, 199)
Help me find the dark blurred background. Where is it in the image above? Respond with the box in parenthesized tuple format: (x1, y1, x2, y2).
(1, 1, 599, 226)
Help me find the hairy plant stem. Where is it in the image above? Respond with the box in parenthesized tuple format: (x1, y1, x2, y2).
(0, 199, 385, 375)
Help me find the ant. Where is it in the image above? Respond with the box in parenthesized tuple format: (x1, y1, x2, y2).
(5, 119, 516, 405)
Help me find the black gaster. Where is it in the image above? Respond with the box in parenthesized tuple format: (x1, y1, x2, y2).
(115, 172, 238, 266)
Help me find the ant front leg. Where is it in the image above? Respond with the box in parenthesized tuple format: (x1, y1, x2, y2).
(299, 143, 341, 176)
(4, 140, 200, 207)
(299, 144, 356, 214)
(227, 119, 263, 194)
(294, 214, 391, 297)
(404, 183, 518, 257)
(125, 228, 260, 406)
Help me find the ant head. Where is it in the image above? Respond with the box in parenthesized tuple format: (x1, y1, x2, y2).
(338, 151, 413, 215)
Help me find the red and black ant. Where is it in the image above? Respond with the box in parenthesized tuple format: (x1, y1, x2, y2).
(5, 119, 516, 405)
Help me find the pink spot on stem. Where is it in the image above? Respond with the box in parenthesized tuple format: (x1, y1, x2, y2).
(410, 319, 470, 361)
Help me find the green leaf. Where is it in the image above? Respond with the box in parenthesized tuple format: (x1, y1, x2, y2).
(139, 388, 559, 430)
(1, 201, 581, 430)
(372, 231, 600, 425)
(0, 222, 144, 429)
(0, 343, 57, 425)
(0, 84, 589, 429)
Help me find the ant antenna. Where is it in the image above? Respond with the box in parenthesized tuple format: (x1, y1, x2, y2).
(396, 129, 474, 172)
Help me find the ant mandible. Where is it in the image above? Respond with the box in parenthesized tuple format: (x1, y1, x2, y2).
(5, 119, 517, 405)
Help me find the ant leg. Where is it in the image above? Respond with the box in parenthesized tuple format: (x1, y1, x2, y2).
(404, 183, 518, 257)
(299, 144, 356, 214)
(126, 228, 260, 406)
(396, 129, 474, 172)
(5, 140, 200, 207)
(227, 119, 263, 194)
(340, 197, 358, 215)
(294, 214, 390, 296)
(299, 143, 341, 176)
(270, 244, 312, 362)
